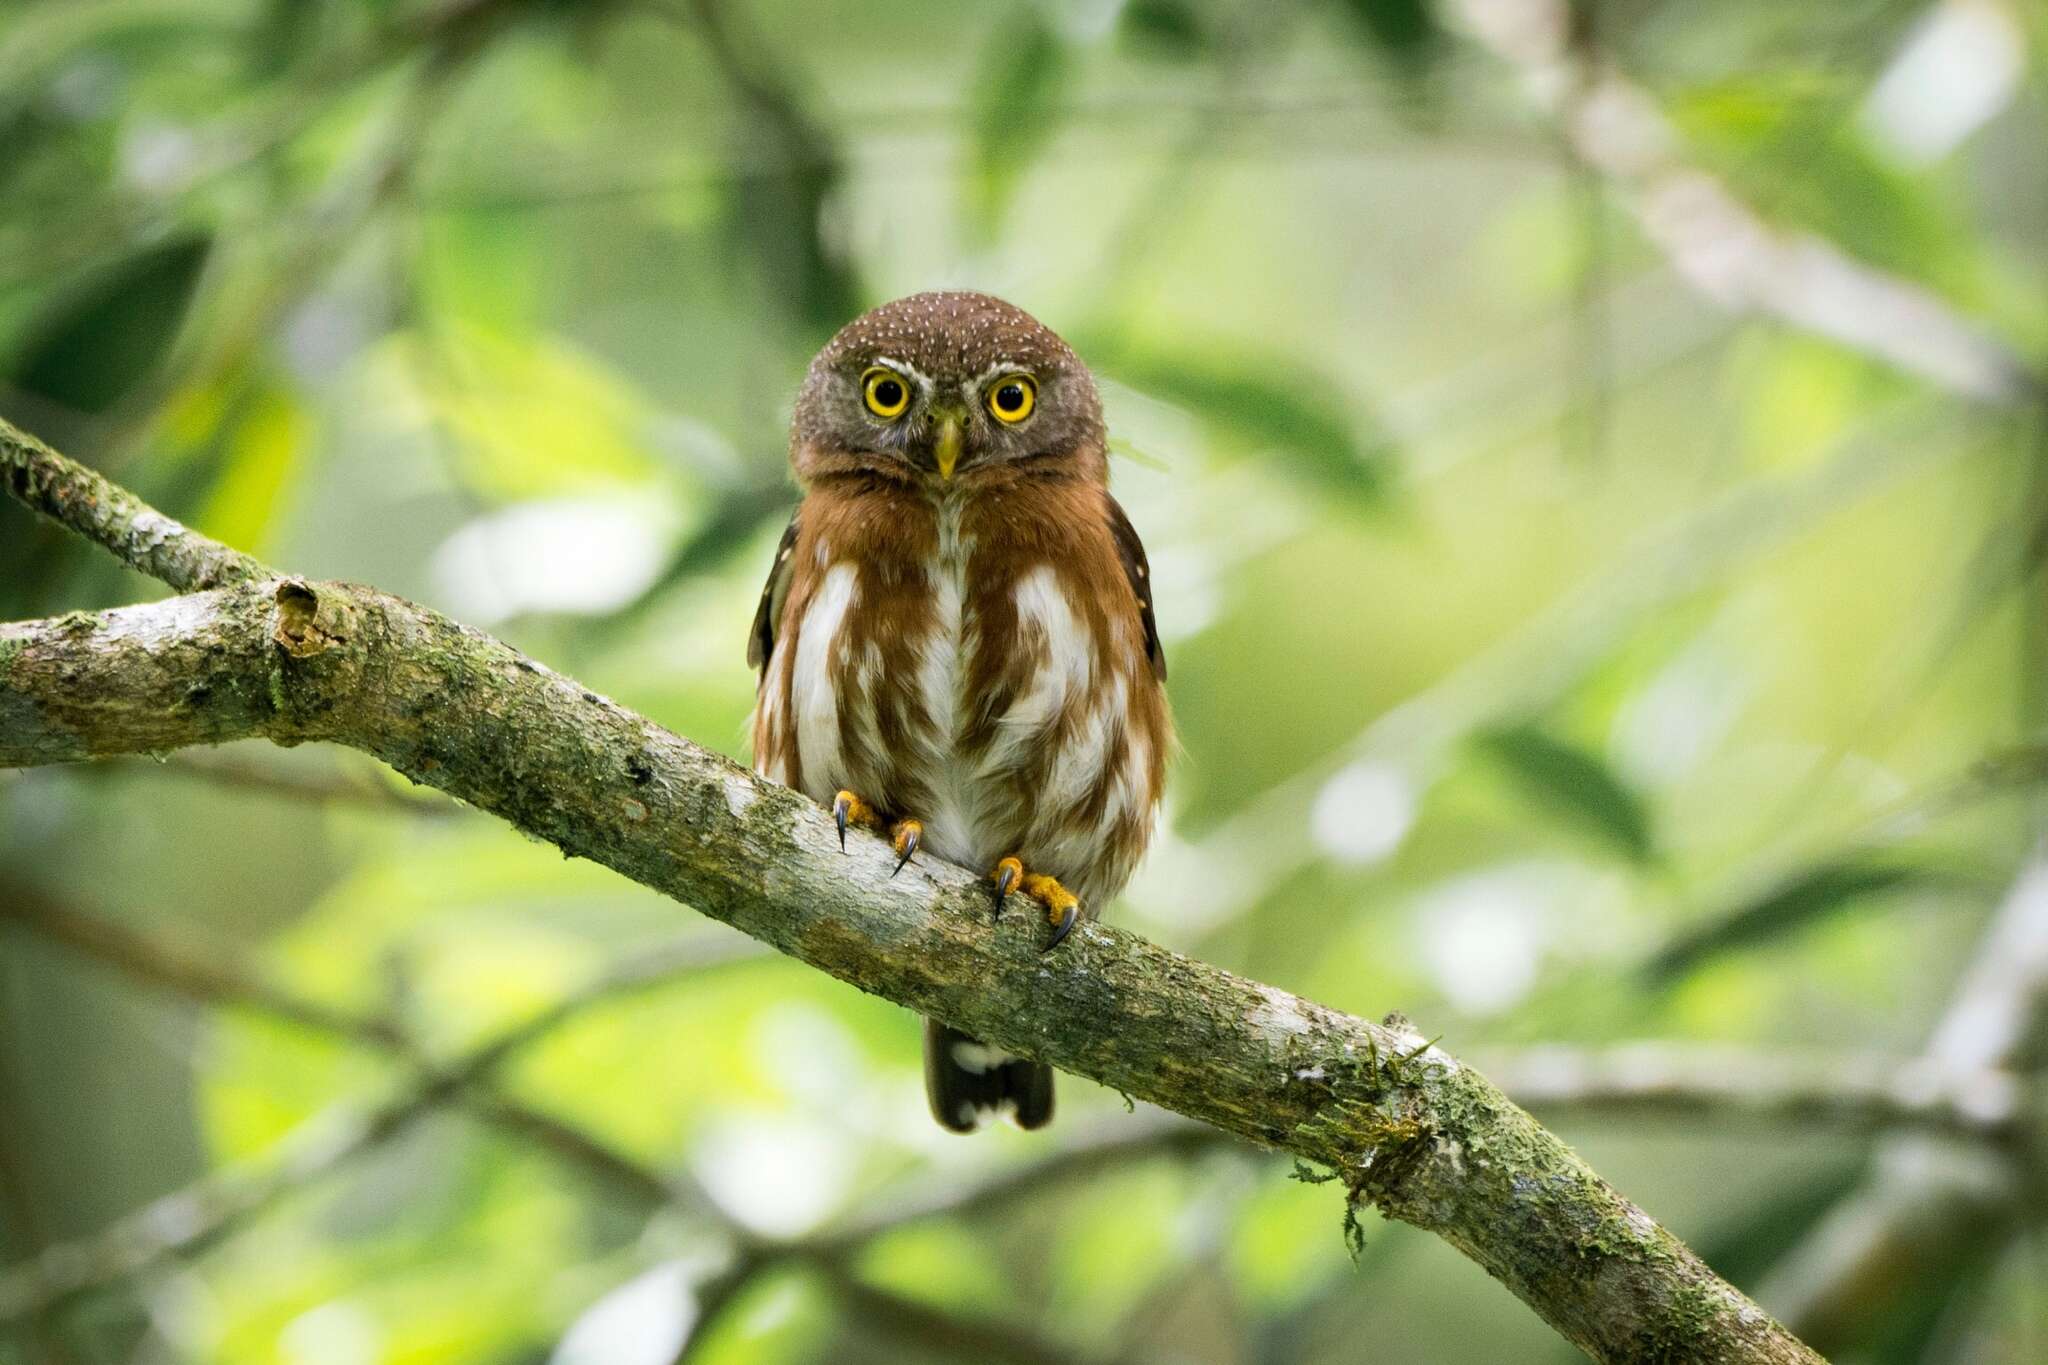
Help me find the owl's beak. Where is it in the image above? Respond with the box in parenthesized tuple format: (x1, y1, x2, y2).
(933, 412, 963, 480)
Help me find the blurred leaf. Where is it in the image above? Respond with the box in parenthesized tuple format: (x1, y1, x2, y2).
(854, 1223, 1008, 1318)
(1096, 342, 1393, 502)
(697, 0, 861, 335)
(1669, 77, 1979, 300)
(4, 232, 210, 413)
(1119, 0, 1208, 60)
(1648, 858, 1941, 982)
(0, 0, 242, 104)
(968, 4, 1070, 236)
(1106, 432, 1173, 472)
(1230, 1165, 1361, 1310)
(197, 382, 310, 553)
(1050, 1162, 1188, 1327)
(416, 210, 545, 335)
(1689, 1157, 1865, 1288)
(685, 1266, 834, 1365)
(1476, 723, 1657, 864)
(1335, 0, 1444, 74)
(248, 0, 324, 76)
(376, 323, 661, 499)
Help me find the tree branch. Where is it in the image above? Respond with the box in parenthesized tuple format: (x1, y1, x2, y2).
(0, 417, 268, 592)
(1450, 0, 2040, 405)
(0, 418, 1821, 1363)
(0, 887, 759, 1315)
(1758, 851, 2048, 1351)
(1478, 1043, 2032, 1145)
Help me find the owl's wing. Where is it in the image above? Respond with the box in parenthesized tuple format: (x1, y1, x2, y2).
(747, 508, 801, 681)
(1106, 494, 1165, 681)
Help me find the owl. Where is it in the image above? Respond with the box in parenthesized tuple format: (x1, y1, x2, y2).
(749, 291, 1170, 1132)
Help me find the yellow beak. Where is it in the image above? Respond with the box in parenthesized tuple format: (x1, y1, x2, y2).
(934, 415, 962, 480)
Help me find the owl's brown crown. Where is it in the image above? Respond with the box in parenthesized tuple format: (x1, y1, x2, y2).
(814, 291, 1078, 383)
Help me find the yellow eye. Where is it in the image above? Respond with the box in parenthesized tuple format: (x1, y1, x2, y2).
(986, 374, 1036, 423)
(862, 367, 911, 419)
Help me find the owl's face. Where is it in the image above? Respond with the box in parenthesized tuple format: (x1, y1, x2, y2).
(790, 292, 1105, 487)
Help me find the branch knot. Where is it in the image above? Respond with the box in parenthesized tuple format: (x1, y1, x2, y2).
(271, 580, 350, 659)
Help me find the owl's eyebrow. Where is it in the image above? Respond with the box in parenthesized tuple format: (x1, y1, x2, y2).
(968, 361, 1030, 388)
(867, 356, 931, 389)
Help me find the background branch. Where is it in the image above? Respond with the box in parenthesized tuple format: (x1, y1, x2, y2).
(1758, 850, 2048, 1352)
(1451, 0, 2040, 405)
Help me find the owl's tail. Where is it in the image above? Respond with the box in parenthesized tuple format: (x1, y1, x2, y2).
(923, 1018, 1053, 1132)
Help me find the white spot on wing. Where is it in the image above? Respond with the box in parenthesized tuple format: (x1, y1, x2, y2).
(793, 563, 858, 801)
(986, 565, 1092, 774)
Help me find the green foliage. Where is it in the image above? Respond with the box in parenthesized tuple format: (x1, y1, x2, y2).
(967, 3, 1071, 238)
(1118, 0, 1208, 61)
(1665, 71, 1988, 304)
(1094, 340, 1394, 503)
(1334, 0, 1445, 75)
(1476, 722, 1658, 865)
(1646, 857, 1947, 982)
(5, 233, 209, 412)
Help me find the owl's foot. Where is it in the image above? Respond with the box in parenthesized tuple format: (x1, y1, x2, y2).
(832, 791, 923, 874)
(989, 858, 1082, 952)
(889, 818, 923, 876)
(831, 790, 880, 852)
(990, 857, 1023, 920)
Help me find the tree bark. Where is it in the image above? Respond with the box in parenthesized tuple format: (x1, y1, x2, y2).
(0, 414, 1824, 1363)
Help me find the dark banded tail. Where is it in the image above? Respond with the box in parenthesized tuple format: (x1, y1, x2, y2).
(923, 1018, 1054, 1132)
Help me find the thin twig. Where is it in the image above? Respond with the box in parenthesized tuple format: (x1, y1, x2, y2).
(663, 0, 861, 330)
(0, 922, 751, 1319)
(1478, 1042, 2033, 1144)
(141, 750, 457, 815)
(1, 888, 1222, 1363)
(0, 885, 406, 1049)
(1450, 0, 2039, 405)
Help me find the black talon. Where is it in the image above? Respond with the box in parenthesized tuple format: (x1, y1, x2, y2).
(833, 795, 850, 852)
(992, 864, 1019, 921)
(1044, 904, 1079, 953)
(891, 825, 920, 877)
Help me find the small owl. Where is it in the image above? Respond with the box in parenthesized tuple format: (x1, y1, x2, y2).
(749, 292, 1170, 1132)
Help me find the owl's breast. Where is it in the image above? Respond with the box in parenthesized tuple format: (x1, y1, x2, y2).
(755, 486, 1167, 909)
(765, 548, 1163, 900)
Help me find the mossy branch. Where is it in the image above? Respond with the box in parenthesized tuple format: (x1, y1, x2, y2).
(0, 416, 1824, 1364)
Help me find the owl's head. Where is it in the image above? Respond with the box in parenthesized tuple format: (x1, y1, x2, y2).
(790, 292, 1105, 487)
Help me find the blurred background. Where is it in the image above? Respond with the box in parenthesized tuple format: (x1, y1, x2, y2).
(3, 0, 2046, 1361)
